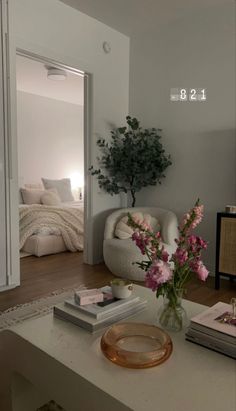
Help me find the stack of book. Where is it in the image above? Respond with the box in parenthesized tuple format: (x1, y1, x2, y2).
(186, 301, 236, 358)
(54, 286, 147, 333)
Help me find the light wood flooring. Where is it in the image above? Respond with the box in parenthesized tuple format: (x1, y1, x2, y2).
(0, 251, 235, 312)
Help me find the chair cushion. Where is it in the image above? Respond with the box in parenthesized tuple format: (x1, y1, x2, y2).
(115, 212, 160, 240)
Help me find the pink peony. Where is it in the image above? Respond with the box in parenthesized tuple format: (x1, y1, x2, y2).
(145, 259, 173, 291)
(129, 200, 208, 297)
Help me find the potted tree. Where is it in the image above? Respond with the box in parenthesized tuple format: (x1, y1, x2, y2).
(90, 116, 171, 207)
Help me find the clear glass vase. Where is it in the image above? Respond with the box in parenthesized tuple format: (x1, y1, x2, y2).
(158, 289, 188, 332)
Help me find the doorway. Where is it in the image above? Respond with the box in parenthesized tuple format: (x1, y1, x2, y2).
(16, 49, 91, 292)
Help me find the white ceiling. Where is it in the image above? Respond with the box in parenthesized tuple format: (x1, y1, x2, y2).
(16, 54, 84, 106)
(60, 0, 224, 36)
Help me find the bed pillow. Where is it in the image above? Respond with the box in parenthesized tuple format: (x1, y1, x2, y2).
(20, 188, 58, 204)
(41, 190, 61, 206)
(41, 178, 74, 202)
(41, 191, 61, 206)
(24, 183, 44, 190)
(115, 212, 160, 240)
(20, 188, 45, 204)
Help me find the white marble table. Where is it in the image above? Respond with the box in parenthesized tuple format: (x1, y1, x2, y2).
(0, 285, 235, 411)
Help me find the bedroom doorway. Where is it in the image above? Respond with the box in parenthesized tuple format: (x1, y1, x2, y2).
(16, 50, 91, 289)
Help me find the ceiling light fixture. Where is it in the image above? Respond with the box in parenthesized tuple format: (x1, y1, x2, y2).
(47, 67, 67, 81)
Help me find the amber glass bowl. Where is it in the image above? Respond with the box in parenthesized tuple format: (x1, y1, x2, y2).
(101, 322, 173, 369)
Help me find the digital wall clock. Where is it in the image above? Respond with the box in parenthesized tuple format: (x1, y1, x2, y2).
(170, 88, 206, 102)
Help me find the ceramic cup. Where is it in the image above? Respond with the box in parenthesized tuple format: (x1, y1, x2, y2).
(111, 279, 133, 299)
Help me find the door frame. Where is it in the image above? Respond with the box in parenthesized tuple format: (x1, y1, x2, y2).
(0, 0, 8, 287)
(16, 48, 92, 264)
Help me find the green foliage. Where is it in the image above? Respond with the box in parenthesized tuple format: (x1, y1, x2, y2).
(89, 116, 172, 207)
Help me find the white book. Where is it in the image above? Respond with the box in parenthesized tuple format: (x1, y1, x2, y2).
(189, 322, 235, 345)
(189, 302, 236, 343)
(186, 328, 236, 359)
(54, 298, 147, 333)
(65, 292, 140, 320)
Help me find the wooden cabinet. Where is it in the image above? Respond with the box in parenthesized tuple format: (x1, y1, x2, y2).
(215, 212, 236, 289)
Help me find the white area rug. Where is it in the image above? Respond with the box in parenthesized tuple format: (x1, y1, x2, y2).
(0, 284, 85, 331)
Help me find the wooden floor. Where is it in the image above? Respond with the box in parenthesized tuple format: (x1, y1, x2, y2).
(0, 252, 235, 312)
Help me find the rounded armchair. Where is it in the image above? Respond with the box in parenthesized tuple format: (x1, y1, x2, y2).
(103, 207, 178, 282)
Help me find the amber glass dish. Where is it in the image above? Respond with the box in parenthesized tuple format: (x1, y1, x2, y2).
(100, 322, 173, 369)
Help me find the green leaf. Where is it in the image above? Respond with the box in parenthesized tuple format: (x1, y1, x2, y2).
(118, 127, 126, 134)
(89, 116, 171, 206)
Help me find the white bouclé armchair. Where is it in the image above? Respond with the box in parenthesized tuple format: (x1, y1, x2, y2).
(103, 207, 179, 282)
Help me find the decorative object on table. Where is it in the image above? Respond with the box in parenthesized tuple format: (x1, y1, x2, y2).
(65, 286, 139, 319)
(186, 300, 236, 358)
(54, 287, 147, 333)
(74, 288, 104, 305)
(110, 278, 133, 299)
(89, 116, 171, 207)
(100, 322, 173, 368)
(128, 199, 209, 331)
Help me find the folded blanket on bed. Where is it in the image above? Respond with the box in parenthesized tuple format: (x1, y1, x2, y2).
(19, 204, 84, 252)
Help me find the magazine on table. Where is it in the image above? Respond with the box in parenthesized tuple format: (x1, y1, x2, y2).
(54, 298, 147, 333)
(189, 302, 236, 339)
(186, 327, 236, 359)
(65, 286, 140, 319)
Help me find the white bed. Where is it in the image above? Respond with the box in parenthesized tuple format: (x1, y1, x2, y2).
(19, 201, 84, 257)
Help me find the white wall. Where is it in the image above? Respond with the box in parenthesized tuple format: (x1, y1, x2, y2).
(10, 0, 129, 263)
(17, 91, 84, 190)
(131, 2, 236, 273)
(61, 0, 236, 274)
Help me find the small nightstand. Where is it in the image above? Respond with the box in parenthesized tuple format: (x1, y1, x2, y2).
(215, 212, 236, 289)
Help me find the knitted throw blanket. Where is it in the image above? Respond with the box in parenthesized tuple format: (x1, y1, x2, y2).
(19, 204, 84, 251)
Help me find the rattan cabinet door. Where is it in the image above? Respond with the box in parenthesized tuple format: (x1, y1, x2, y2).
(219, 217, 236, 276)
(215, 213, 236, 289)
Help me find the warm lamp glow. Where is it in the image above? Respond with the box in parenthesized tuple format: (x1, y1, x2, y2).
(70, 172, 84, 189)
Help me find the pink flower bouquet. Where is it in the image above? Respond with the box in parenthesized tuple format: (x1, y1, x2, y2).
(128, 199, 209, 331)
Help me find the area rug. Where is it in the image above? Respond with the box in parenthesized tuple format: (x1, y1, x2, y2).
(0, 284, 85, 331)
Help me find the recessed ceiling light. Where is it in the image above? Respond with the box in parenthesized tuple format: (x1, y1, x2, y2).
(47, 67, 67, 81)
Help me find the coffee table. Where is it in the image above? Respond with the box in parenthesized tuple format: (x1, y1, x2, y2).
(0, 285, 235, 411)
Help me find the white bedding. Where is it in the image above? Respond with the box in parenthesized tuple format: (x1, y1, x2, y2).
(61, 200, 84, 208)
(19, 202, 84, 253)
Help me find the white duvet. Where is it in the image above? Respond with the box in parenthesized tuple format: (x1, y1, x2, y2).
(19, 203, 84, 251)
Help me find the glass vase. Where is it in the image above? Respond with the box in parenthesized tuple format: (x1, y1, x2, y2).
(158, 289, 188, 332)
